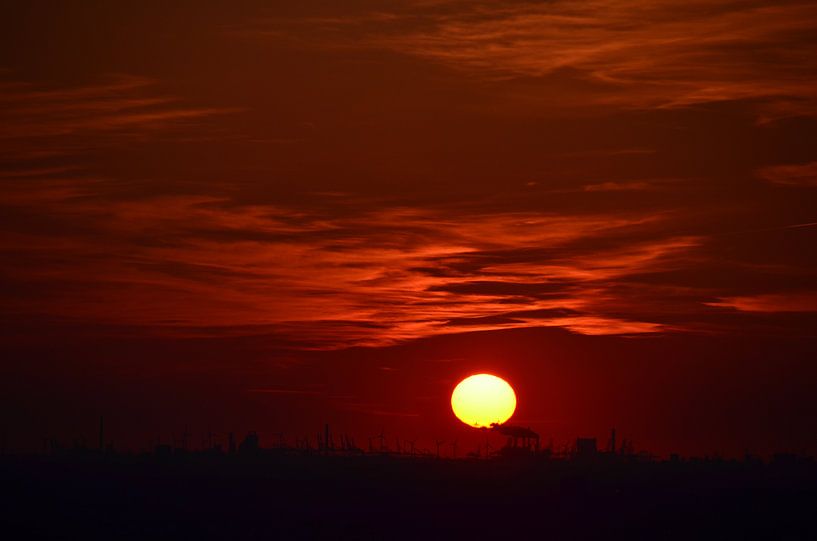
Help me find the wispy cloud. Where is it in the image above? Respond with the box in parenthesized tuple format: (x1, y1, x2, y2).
(2, 7, 815, 350)
(1, 183, 708, 348)
(247, 0, 817, 118)
(583, 181, 652, 192)
(706, 292, 817, 313)
(0, 74, 238, 167)
(757, 162, 817, 187)
(9, 171, 813, 348)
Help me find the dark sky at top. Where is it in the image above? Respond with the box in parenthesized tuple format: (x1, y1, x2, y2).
(1, 0, 816, 456)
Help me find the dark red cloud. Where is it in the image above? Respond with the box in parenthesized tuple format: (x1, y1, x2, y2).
(249, 0, 817, 119)
(758, 162, 817, 187)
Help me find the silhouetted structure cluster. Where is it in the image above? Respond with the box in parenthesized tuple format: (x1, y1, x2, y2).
(4, 422, 817, 540)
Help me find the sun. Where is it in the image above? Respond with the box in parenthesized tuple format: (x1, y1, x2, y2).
(451, 373, 517, 428)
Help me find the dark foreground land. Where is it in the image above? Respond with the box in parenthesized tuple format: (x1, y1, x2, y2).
(2, 452, 816, 540)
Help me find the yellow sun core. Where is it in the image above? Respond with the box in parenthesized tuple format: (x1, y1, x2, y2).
(451, 373, 517, 428)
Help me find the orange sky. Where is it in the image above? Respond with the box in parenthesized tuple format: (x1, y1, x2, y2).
(1, 1, 816, 456)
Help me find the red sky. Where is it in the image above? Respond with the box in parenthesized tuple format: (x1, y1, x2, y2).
(2, 0, 816, 456)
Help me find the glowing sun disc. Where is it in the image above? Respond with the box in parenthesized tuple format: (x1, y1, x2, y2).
(451, 373, 516, 428)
